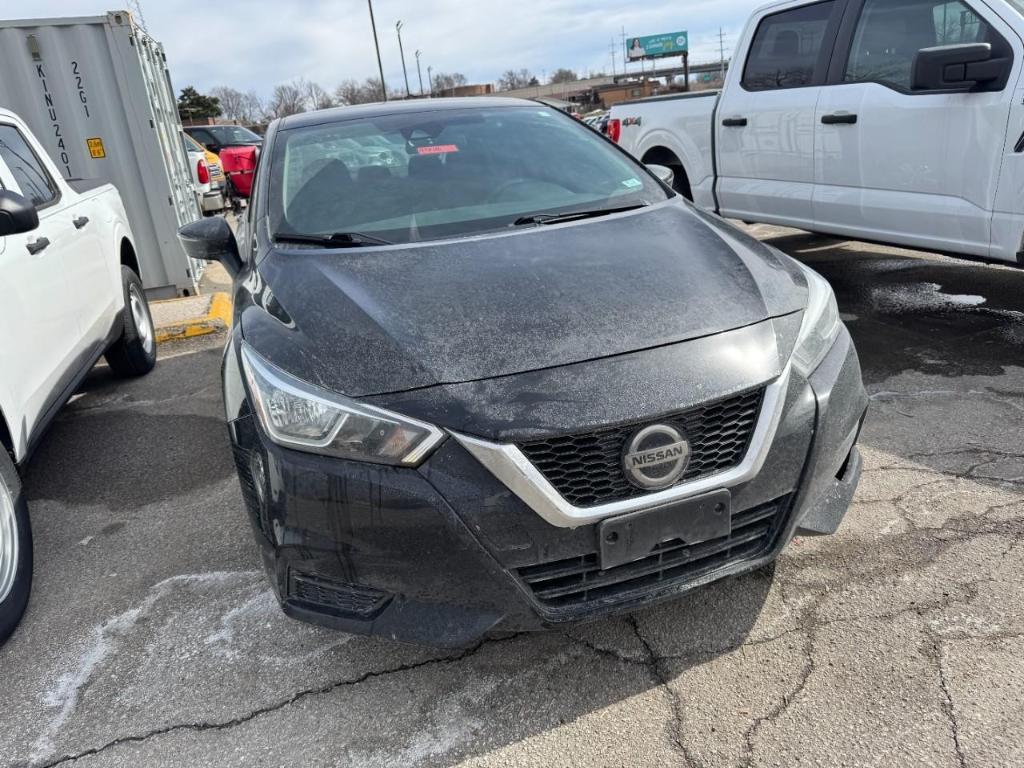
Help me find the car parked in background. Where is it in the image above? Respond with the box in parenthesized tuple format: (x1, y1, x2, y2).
(184, 124, 263, 156)
(181, 135, 224, 215)
(0, 110, 157, 643)
(179, 98, 867, 648)
(184, 132, 226, 196)
(185, 125, 263, 207)
(610, 0, 1024, 265)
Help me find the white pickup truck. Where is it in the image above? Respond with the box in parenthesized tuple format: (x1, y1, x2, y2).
(0, 109, 157, 642)
(610, 0, 1024, 265)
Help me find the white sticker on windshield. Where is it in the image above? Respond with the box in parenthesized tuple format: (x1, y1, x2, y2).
(622, 178, 643, 189)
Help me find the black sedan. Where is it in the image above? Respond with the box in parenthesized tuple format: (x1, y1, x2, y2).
(179, 98, 867, 647)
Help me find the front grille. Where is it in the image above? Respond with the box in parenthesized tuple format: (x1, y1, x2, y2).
(287, 571, 390, 619)
(517, 496, 789, 612)
(518, 388, 764, 507)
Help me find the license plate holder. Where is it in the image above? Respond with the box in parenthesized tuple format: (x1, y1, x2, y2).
(598, 490, 731, 570)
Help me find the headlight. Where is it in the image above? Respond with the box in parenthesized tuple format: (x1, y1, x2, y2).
(792, 261, 842, 375)
(240, 343, 445, 466)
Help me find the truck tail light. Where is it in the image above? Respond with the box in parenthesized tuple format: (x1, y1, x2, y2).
(197, 159, 210, 185)
(607, 118, 621, 143)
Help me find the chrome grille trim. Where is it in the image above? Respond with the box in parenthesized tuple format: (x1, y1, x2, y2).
(451, 364, 791, 528)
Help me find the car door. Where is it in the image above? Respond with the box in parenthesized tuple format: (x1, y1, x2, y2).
(813, 0, 1022, 257)
(0, 123, 82, 446)
(716, 0, 846, 227)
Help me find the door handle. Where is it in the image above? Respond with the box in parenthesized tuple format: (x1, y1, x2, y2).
(26, 237, 51, 255)
(821, 113, 858, 125)
(722, 117, 748, 127)
(73, 216, 90, 229)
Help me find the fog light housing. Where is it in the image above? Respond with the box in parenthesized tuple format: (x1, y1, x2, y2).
(286, 570, 391, 619)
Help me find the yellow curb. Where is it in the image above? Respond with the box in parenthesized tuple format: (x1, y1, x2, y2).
(155, 292, 233, 344)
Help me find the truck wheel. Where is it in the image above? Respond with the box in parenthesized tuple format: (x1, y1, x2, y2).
(0, 450, 31, 644)
(105, 266, 157, 378)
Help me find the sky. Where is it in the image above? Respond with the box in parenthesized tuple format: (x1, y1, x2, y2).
(10, 0, 766, 98)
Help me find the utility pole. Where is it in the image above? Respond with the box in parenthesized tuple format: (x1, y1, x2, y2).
(128, 0, 148, 30)
(367, 0, 387, 101)
(621, 27, 628, 77)
(427, 65, 433, 96)
(718, 27, 728, 81)
(415, 50, 424, 96)
(396, 21, 411, 99)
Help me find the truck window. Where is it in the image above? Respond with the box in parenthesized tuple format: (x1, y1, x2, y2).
(0, 125, 58, 208)
(742, 1, 836, 91)
(845, 0, 998, 90)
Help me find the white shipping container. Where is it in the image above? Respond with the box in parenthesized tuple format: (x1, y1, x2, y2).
(0, 10, 202, 298)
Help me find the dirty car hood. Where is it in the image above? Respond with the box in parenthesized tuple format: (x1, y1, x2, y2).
(242, 201, 807, 397)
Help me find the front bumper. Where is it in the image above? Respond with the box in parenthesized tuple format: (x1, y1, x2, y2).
(225, 328, 866, 648)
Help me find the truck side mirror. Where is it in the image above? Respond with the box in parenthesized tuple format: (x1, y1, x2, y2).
(912, 43, 1010, 92)
(178, 216, 242, 277)
(0, 190, 39, 236)
(645, 163, 675, 190)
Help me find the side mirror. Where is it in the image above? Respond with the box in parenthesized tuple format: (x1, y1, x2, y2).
(178, 216, 242, 277)
(646, 163, 675, 190)
(912, 43, 1010, 92)
(0, 189, 39, 237)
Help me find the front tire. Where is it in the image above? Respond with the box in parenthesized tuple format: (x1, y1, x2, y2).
(0, 450, 31, 644)
(105, 266, 157, 378)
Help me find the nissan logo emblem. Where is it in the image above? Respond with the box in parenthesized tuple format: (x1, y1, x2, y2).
(622, 424, 691, 490)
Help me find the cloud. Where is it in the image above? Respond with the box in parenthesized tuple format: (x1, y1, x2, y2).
(11, 0, 763, 96)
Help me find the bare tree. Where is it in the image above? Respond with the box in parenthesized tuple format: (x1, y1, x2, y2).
(497, 69, 536, 91)
(241, 90, 266, 124)
(334, 78, 389, 105)
(268, 80, 307, 118)
(304, 80, 335, 111)
(431, 71, 468, 94)
(549, 68, 578, 84)
(210, 86, 246, 120)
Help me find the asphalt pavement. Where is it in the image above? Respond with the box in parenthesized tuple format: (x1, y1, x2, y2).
(1, 228, 1022, 767)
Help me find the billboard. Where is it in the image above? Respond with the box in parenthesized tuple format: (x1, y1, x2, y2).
(626, 31, 689, 60)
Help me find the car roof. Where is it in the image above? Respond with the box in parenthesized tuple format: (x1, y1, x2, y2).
(277, 97, 540, 131)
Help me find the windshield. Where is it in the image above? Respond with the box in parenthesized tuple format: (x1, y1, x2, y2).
(209, 125, 262, 144)
(268, 105, 669, 246)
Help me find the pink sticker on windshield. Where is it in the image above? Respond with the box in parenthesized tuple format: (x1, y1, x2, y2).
(417, 144, 459, 155)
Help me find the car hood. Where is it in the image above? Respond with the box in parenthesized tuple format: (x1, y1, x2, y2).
(241, 200, 807, 398)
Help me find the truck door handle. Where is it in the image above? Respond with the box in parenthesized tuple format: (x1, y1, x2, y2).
(722, 117, 748, 127)
(26, 237, 51, 255)
(73, 216, 90, 229)
(821, 113, 858, 125)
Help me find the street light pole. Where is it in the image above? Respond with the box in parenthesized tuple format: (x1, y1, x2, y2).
(415, 50, 424, 96)
(366, 0, 385, 100)
(396, 21, 411, 98)
(427, 65, 433, 97)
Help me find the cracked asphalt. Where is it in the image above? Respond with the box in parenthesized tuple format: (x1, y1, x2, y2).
(1, 227, 1022, 767)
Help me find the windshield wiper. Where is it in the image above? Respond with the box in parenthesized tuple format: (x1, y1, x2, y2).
(512, 202, 650, 227)
(274, 231, 393, 248)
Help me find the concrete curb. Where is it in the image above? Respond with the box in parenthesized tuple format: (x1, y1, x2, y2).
(154, 292, 232, 343)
